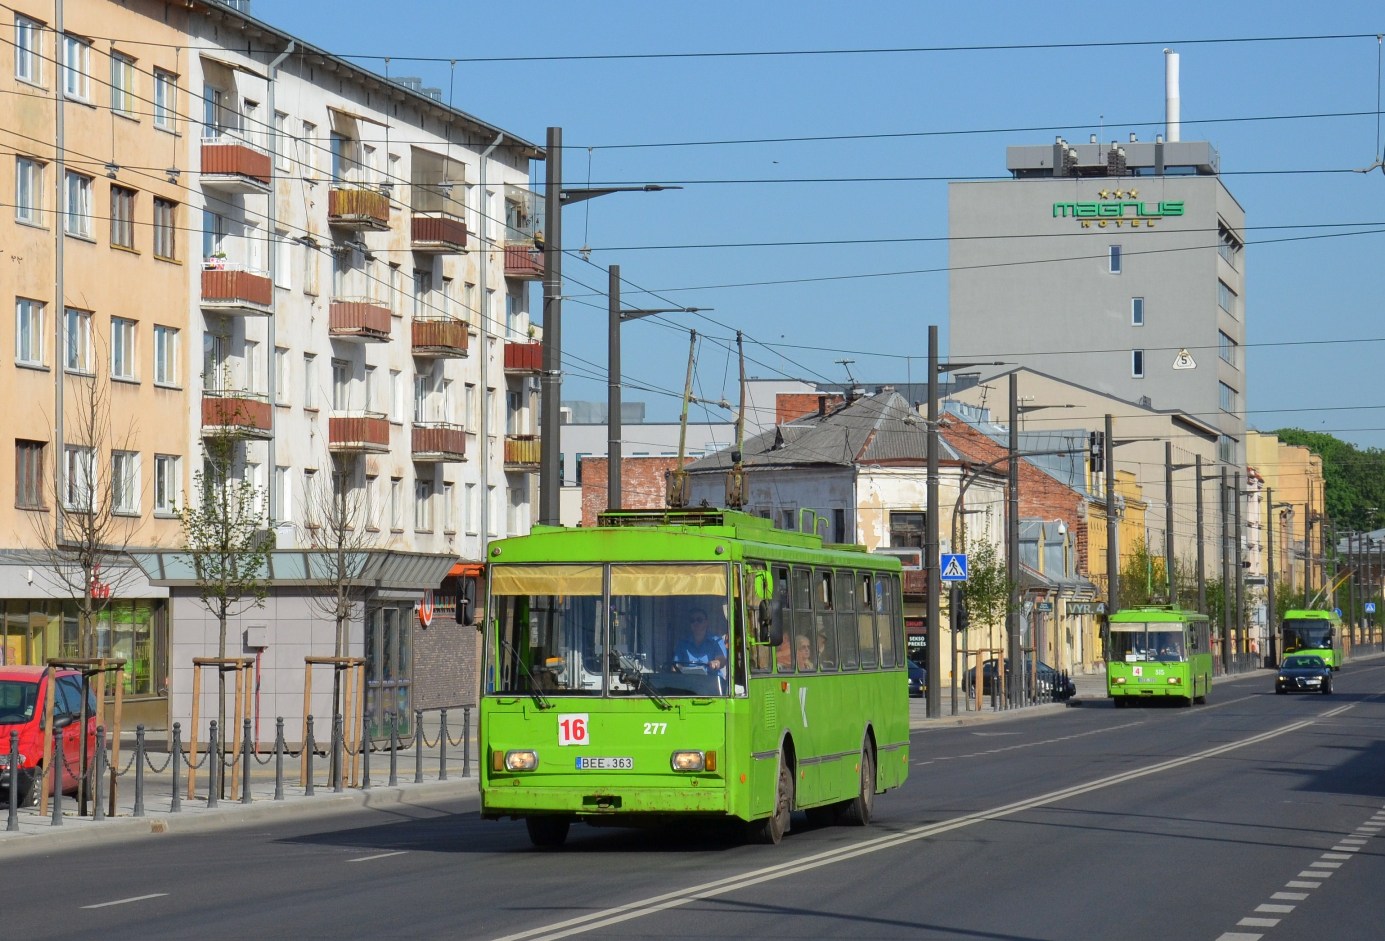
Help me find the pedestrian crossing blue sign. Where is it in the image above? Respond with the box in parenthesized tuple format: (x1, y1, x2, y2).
(940, 553, 968, 582)
(1366, 602, 1377, 614)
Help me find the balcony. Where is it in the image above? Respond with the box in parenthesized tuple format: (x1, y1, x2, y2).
(504, 243, 544, 280)
(328, 185, 391, 231)
(200, 135, 272, 194)
(201, 391, 273, 440)
(411, 213, 467, 254)
(412, 422, 467, 463)
(201, 266, 273, 316)
(504, 340, 542, 374)
(504, 433, 541, 471)
(411, 317, 469, 358)
(329, 298, 392, 342)
(328, 414, 391, 454)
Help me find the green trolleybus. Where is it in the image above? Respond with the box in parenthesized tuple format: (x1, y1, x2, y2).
(1280, 609, 1344, 670)
(1106, 606, 1213, 707)
(479, 508, 910, 847)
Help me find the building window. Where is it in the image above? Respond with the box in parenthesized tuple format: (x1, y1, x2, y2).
(15, 16, 43, 85)
(1217, 280, 1237, 316)
(16, 440, 45, 509)
(1130, 297, 1144, 326)
(154, 325, 178, 385)
(112, 450, 139, 514)
(154, 454, 179, 513)
(299, 121, 317, 177)
(414, 374, 428, 423)
(16, 298, 45, 366)
(15, 156, 43, 224)
(111, 317, 136, 380)
(413, 269, 430, 318)
(1218, 331, 1237, 368)
(110, 52, 135, 115)
(443, 482, 455, 533)
(1217, 434, 1234, 464)
(274, 347, 289, 405)
(389, 369, 403, 423)
(65, 307, 92, 373)
(1217, 222, 1242, 269)
(61, 34, 90, 100)
(153, 198, 177, 260)
(153, 69, 177, 129)
(414, 478, 434, 532)
(332, 358, 350, 411)
(110, 185, 136, 249)
(1108, 244, 1122, 274)
(273, 111, 291, 171)
(303, 353, 317, 409)
(390, 477, 402, 530)
(63, 171, 93, 238)
(889, 512, 925, 550)
(64, 445, 95, 511)
(1219, 381, 1237, 414)
(1131, 349, 1145, 378)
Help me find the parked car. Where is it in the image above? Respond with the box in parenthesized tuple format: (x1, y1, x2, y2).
(0, 666, 99, 806)
(964, 658, 1076, 701)
(1275, 654, 1333, 695)
(907, 661, 926, 698)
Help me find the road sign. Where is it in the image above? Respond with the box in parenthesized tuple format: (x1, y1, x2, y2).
(940, 553, 968, 582)
(1333, 607, 1342, 617)
(1367, 602, 1377, 614)
(1172, 348, 1196, 369)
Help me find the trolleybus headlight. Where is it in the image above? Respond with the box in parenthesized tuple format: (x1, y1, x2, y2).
(504, 749, 539, 772)
(1167, 676, 1182, 685)
(1114, 677, 1127, 685)
(671, 750, 706, 772)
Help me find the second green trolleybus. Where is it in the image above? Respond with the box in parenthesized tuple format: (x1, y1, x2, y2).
(478, 508, 910, 847)
(1280, 609, 1344, 670)
(1106, 605, 1213, 707)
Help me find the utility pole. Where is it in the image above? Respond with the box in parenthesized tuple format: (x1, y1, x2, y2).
(1165, 442, 1176, 604)
(1104, 414, 1118, 621)
(925, 327, 941, 719)
(1235, 471, 1245, 657)
(539, 126, 563, 526)
(1220, 467, 1231, 674)
(1267, 485, 1277, 666)
(1007, 373, 1021, 707)
(1196, 455, 1206, 614)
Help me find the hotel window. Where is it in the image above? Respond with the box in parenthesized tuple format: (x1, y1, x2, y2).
(111, 317, 136, 380)
(154, 325, 178, 385)
(16, 298, 45, 366)
(63, 171, 93, 238)
(1131, 349, 1145, 378)
(1130, 297, 1144, 326)
(15, 156, 43, 224)
(110, 185, 136, 248)
(1219, 382, 1237, 414)
(1217, 222, 1242, 268)
(154, 454, 179, 513)
(110, 51, 135, 115)
(153, 198, 177, 260)
(61, 34, 91, 101)
(64, 445, 95, 511)
(1108, 244, 1122, 274)
(153, 69, 177, 129)
(1218, 331, 1237, 368)
(65, 308, 92, 373)
(112, 451, 139, 514)
(15, 16, 42, 85)
(415, 477, 435, 532)
(1217, 280, 1237, 316)
(16, 440, 45, 509)
(1217, 434, 1234, 464)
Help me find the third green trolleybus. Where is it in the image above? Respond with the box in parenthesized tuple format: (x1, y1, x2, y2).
(478, 508, 910, 847)
(1280, 608, 1344, 670)
(1106, 605, 1213, 707)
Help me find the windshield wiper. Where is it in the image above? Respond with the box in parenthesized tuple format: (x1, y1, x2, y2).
(502, 640, 553, 710)
(610, 651, 671, 710)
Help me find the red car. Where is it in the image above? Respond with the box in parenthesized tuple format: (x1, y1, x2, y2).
(0, 666, 99, 806)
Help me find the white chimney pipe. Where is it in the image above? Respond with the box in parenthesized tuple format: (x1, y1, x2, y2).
(1164, 48, 1181, 143)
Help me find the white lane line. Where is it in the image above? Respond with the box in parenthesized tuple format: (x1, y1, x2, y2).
(1271, 892, 1308, 901)
(1339, 837, 1367, 844)
(1308, 861, 1342, 869)
(348, 851, 407, 863)
(1299, 870, 1332, 878)
(1215, 933, 1263, 940)
(1237, 918, 1279, 927)
(1327, 849, 1357, 856)
(1255, 904, 1295, 914)
(1285, 881, 1320, 889)
(82, 894, 168, 909)
(493, 718, 1318, 941)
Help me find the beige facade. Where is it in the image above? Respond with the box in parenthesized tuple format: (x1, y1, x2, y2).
(1247, 430, 1328, 600)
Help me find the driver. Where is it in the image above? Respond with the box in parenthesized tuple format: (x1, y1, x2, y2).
(672, 606, 727, 676)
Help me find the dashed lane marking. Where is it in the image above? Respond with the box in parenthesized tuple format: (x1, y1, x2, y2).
(82, 894, 169, 909)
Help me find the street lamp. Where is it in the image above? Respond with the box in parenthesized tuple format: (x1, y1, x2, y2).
(1266, 490, 1292, 664)
(606, 263, 706, 511)
(539, 126, 680, 526)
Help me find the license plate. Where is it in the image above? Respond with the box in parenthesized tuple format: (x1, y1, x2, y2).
(576, 756, 633, 770)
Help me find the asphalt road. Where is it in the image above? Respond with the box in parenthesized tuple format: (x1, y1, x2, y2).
(8, 663, 1385, 941)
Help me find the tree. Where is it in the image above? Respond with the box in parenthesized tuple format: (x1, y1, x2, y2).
(1118, 540, 1167, 608)
(960, 536, 1014, 651)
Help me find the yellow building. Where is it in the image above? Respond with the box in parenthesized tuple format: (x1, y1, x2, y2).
(1247, 431, 1327, 600)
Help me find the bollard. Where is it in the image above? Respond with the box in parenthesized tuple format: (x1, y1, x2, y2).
(207, 720, 220, 809)
(93, 727, 106, 822)
(415, 710, 424, 784)
(439, 709, 448, 782)
(333, 715, 345, 794)
(462, 706, 470, 779)
(388, 712, 399, 787)
(7, 730, 19, 831)
(304, 715, 316, 797)
(242, 718, 253, 805)
(361, 717, 372, 790)
(133, 725, 146, 817)
(50, 732, 63, 826)
(274, 717, 285, 801)
(171, 723, 182, 813)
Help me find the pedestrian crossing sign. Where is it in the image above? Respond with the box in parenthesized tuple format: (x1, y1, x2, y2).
(940, 553, 968, 582)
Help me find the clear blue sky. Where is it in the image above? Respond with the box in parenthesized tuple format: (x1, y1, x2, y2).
(259, 0, 1385, 448)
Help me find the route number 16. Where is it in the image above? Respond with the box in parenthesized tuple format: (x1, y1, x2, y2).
(558, 714, 589, 746)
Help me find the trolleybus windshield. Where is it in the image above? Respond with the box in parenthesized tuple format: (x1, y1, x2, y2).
(1109, 623, 1187, 662)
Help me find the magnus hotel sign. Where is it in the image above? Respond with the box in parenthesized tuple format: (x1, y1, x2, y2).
(1053, 189, 1184, 228)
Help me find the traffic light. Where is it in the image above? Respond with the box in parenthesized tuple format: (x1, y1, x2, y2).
(1089, 431, 1105, 473)
(957, 600, 971, 632)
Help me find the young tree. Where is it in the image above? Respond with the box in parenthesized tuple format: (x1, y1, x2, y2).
(961, 536, 1014, 651)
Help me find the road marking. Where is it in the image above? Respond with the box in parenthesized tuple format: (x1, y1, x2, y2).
(1215, 933, 1263, 940)
(1255, 904, 1294, 914)
(1285, 881, 1320, 888)
(348, 851, 407, 863)
(82, 894, 168, 909)
(1237, 917, 1279, 927)
(493, 718, 1317, 941)
(917, 721, 1146, 764)
(1271, 892, 1307, 901)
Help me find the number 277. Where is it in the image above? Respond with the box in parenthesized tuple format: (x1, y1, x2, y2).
(643, 722, 667, 735)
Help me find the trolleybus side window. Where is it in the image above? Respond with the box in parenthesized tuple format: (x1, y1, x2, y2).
(878, 574, 899, 668)
(792, 567, 816, 673)
(857, 576, 879, 669)
(829, 570, 855, 671)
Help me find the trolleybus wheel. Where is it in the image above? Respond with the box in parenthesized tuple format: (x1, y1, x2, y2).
(525, 816, 571, 848)
(838, 744, 875, 827)
(749, 757, 792, 845)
